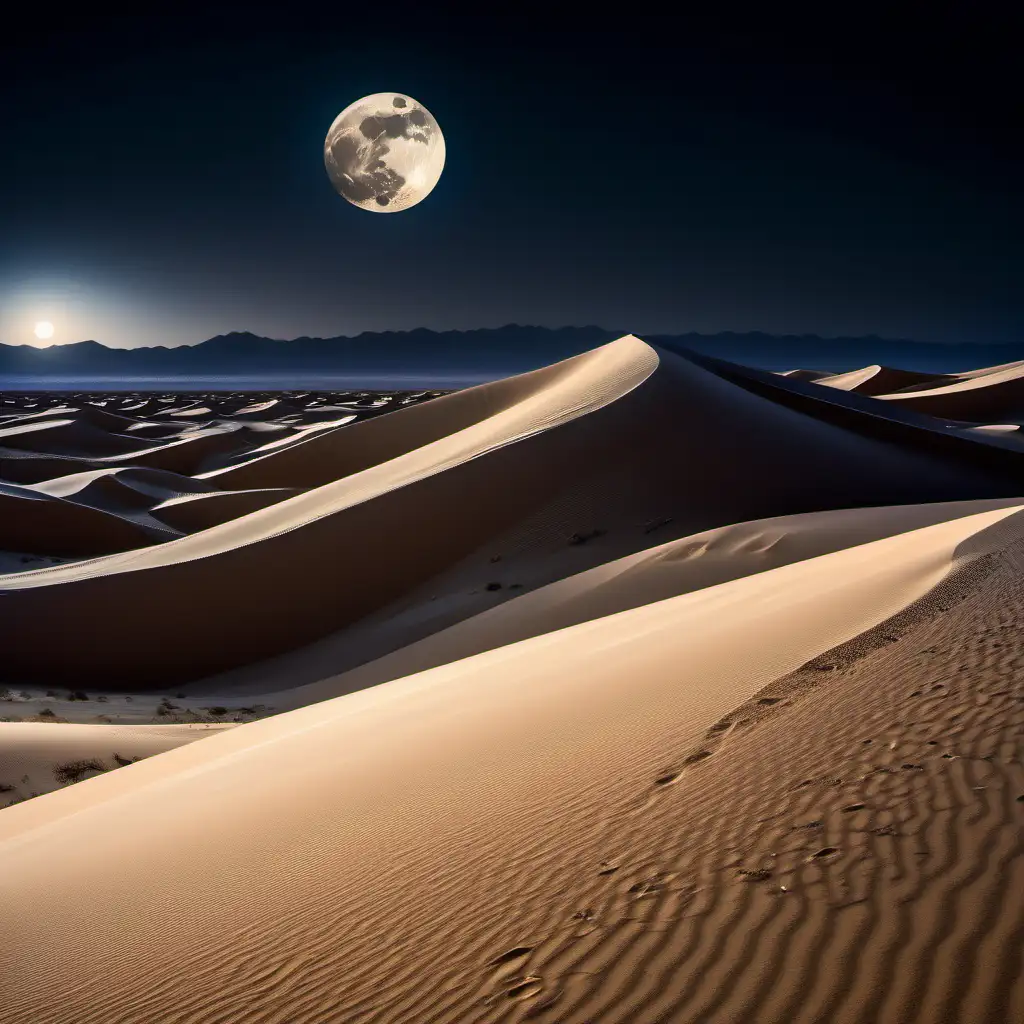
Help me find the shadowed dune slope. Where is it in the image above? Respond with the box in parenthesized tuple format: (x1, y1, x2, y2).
(0, 427, 248, 482)
(0, 484, 171, 556)
(2, 506, 1023, 1023)
(29, 466, 219, 508)
(151, 487, 299, 532)
(879, 362, 1024, 419)
(889, 359, 1024, 395)
(0, 402, 155, 433)
(681, 350, 1024, 468)
(1, 337, 1020, 687)
(240, 498, 1024, 708)
(0, 417, 154, 458)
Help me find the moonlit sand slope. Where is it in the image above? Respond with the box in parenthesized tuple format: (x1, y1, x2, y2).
(3, 339, 1024, 1023)
(3, 506, 1024, 1023)
(226, 497, 1024, 708)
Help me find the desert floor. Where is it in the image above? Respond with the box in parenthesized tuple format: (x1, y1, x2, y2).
(3, 339, 1024, 1023)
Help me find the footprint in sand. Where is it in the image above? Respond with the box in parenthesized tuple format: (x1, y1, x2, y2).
(648, 749, 716, 795)
(684, 749, 713, 765)
(489, 946, 533, 967)
(811, 847, 840, 860)
(506, 976, 543, 1000)
(628, 878, 664, 898)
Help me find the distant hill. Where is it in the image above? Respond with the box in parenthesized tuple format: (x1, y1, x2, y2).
(1, 326, 1020, 381)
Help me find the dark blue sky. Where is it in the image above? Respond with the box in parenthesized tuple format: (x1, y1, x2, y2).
(0, 9, 1020, 348)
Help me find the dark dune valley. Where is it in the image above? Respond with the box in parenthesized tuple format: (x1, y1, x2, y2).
(3, 337, 1024, 1022)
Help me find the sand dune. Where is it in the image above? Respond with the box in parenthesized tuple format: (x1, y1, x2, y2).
(688, 348, 1024, 466)
(0, 392, 436, 555)
(4, 339, 1024, 1022)
(0, 415, 163, 458)
(0, 481, 172, 556)
(815, 364, 953, 396)
(0, 389, 428, 487)
(0, 426, 245, 481)
(204, 497, 1024, 705)
(4, 338, 1023, 686)
(31, 465, 220, 507)
(879, 360, 1024, 419)
(777, 367, 833, 382)
(151, 486, 299, 531)
(2, 505, 1023, 1023)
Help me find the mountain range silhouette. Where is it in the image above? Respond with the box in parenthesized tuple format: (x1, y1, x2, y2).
(2, 326, 1020, 378)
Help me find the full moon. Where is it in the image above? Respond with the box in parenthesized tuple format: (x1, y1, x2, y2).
(33, 321, 54, 340)
(324, 93, 445, 213)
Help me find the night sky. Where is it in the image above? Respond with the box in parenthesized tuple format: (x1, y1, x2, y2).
(0, 9, 1020, 349)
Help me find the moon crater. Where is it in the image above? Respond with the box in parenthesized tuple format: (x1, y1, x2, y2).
(324, 93, 445, 212)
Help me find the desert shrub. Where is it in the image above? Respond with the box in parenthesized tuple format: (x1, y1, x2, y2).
(157, 698, 179, 716)
(54, 759, 108, 785)
(37, 708, 57, 720)
(207, 706, 228, 717)
(238, 704, 270, 717)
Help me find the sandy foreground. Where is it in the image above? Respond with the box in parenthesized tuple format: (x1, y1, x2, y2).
(2, 338, 1024, 1022)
